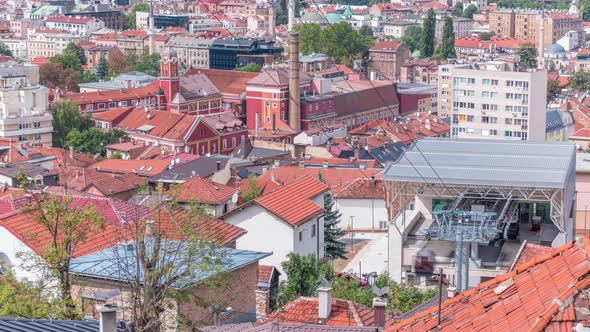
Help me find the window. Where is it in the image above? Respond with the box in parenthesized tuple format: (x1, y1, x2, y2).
(505, 118, 513, 125)
(85, 104, 93, 111)
(98, 103, 106, 109)
(312, 224, 316, 237)
(482, 104, 498, 111)
(453, 77, 476, 85)
(223, 203, 229, 214)
(222, 139, 227, 149)
(299, 231, 303, 242)
(231, 137, 236, 147)
(109, 101, 116, 108)
(34, 133, 41, 140)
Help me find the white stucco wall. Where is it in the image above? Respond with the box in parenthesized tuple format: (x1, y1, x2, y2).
(334, 198, 388, 231)
(0, 226, 43, 282)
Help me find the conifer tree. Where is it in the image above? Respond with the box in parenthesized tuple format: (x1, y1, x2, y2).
(318, 170, 347, 260)
(436, 16, 456, 59)
(96, 55, 109, 80)
(420, 8, 436, 58)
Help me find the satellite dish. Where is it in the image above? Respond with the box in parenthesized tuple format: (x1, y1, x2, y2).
(231, 192, 239, 204)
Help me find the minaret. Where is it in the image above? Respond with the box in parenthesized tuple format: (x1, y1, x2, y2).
(538, 6, 545, 69)
(148, 0, 156, 55)
(288, 0, 295, 31)
(569, 0, 580, 17)
(268, 7, 275, 36)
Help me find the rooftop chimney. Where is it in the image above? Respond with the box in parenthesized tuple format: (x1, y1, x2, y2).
(318, 286, 332, 321)
(373, 297, 388, 327)
(447, 286, 457, 299)
(216, 160, 221, 171)
(69, 146, 74, 159)
(97, 304, 117, 332)
(289, 32, 301, 132)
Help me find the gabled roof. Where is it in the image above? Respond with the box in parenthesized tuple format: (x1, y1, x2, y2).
(387, 237, 590, 332)
(331, 178, 384, 199)
(115, 108, 197, 141)
(89, 159, 170, 177)
(370, 41, 402, 52)
(91, 106, 134, 123)
(178, 73, 221, 102)
(255, 175, 328, 226)
(258, 297, 375, 326)
(167, 176, 235, 204)
(247, 67, 312, 88)
(65, 82, 158, 105)
(148, 156, 230, 183)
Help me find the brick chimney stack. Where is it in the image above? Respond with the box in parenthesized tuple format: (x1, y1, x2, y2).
(255, 289, 271, 317)
(289, 32, 301, 132)
(373, 297, 388, 327)
(97, 304, 117, 332)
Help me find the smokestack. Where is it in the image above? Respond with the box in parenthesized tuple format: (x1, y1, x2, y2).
(97, 304, 117, 332)
(288, 0, 295, 31)
(268, 7, 275, 36)
(289, 32, 301, 132)
(272, 112, 276, 134)
(148, 0, 156, 54)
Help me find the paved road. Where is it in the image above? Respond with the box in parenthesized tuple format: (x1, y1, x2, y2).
(342, 232, 388, 275)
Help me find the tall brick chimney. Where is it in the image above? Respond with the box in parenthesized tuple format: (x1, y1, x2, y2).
(288, 32, 301, 132)
(255, 289, 271, 317)
(373, 297, 387, 327)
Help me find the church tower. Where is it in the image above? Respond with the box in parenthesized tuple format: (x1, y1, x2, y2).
(159, 48, 180, 111)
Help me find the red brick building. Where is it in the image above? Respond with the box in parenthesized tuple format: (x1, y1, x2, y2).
(63, 49, 223, 115)
(367, 41, 410, 79)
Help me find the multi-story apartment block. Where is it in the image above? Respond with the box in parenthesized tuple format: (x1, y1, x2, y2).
(44, 16, 105, 37)
(189, 17, 223, 34)
(489, 9, 582, 45)
(0, 38, 28, 60)
(438, 61, 547, 141)
(400, 59, 444, 85)
(166, 36, 212, 69)
(27, 29, 78, 60)
(435, 17, 473, 40)
(0, 64, 52, 146)
(382, 21, 420, 39)
(367, 41, 410, 79)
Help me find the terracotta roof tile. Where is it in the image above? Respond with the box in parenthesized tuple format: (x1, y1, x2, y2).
(259, 297, 375, 326)
(387, 237, 590, 332)
(89, 159, 170, 176)
(168, 176, 236, 204)
(114, 108, 196, 141)
(255, 175, 328, 226)
(370, 41, 401, 52)
(257, 265, 275, 284)
(185, 68, 258, 97)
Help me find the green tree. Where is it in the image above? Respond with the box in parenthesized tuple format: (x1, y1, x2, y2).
(478, 31, 495, 40)
(22, 195, 105, 319)
(359, 25, 374, 38)
(63, 43, 86, 65)
(80, 70, 99, 83)
(435, 16, 456, 59)
(236, 63, 262, 72)
(96, 55, 109, 80)
(242, 174, 259, 203)
(453, 1, 463, 16)
(123, 2, 150, 29)
(516, 42, 538, 68)
(400, 26, 422, 52)
(547, 78, 561, 102)
(50, 52, 82, 73)
(276, 0, 301, 25)
(321, 22, 372, 64)
(463, 4, 478, 18)
(0, 42, 12, 57)
(65, 128, 128, 155)
(389, 282, 437, 314)
(497, 0, 542, 9)
(583, 6, 590, 21)
(275, 253, 333, 308)
(0, 272, 65, 319)
(107, 47, 128, 76)
(569, 70, 590, 91)
(134, 53, 161, 76)
(420, 8, 436, 58)
(294, 23, 323, 55)
(51, 99, 93, 147)
(324, 192, 347, 260)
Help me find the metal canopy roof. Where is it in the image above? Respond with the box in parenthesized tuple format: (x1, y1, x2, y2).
(383, 138, 576, 189)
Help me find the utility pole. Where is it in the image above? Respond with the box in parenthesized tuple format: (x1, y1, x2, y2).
(437, 268, 443, 327)
(350, 216, 355, 253)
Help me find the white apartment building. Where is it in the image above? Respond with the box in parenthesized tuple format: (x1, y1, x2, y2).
(0, 38, 27, 60)
(189, 17, 223, 34)
(166, 36, 212, 69)
(0, 64, 52, 146)
(438, 61, 547, 141)
(27, 29, 78, 60)
(45, 16, 105, 37)
(435, 17, 473, 40)
(383, 21, 421, 38)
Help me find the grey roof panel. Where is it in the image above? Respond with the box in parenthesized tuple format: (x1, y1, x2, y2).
(0, 318, 130, 332)
(383, 138, 576, 189)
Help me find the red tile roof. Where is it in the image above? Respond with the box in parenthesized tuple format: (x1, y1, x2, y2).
(257, 265, 275, 284)
(331, 178, 384, 199)
(255, 175, 328, 226)
(105, 141, 147, 152)
(168, 176, 236, 204)
(91, 106, 134, 123)
(115, 108, 196, 141)
(509, 242, 552, 271)
(387, 237, 590, 332)
(259, 297, 375, 326)
(143, 207, 246, 246)
(370, 41, 401, 52)
(65, 82, 158, 105)
(66, 169, 145, 195)
(89, 159, 170, 176)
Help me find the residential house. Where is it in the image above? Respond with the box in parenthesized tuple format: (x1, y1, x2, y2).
(221, 176, 328, 274)
(367, 41, 410, 79)
(88, 159, 171, 177)
(546, 109, 575, 142)
(0, 162, 58, 187)
(167, 176, 237, 216)
(435, 17, 473, 40)
(166, 36, 212, 69)
(400, 59, 443, 85)
(147, 155, 232, 188)
(27, 29, 78, 60)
